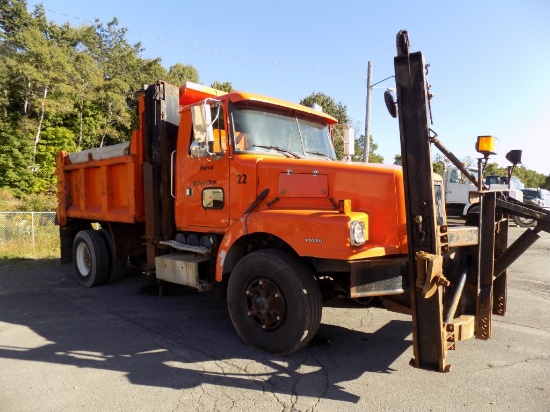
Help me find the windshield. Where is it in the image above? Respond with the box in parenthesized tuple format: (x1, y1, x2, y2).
(522, 189, 539, 200)
(229, 101, 336, 160)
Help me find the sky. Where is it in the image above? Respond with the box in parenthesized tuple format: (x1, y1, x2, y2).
(26, 0, 550, 175)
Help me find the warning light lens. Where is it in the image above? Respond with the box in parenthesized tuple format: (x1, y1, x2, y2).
(339, 199, 352, 214)
(475, 135, 498, 156)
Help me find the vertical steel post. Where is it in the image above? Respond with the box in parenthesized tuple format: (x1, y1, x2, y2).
(143, 82, 180, 270)
(393, 32, 448, 371)
(477, 192, 496, 338)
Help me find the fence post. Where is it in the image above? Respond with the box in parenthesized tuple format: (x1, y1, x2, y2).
(31, 211, 36, 251)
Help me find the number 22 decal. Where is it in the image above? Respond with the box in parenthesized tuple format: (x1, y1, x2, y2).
(237, 174, 247, 184)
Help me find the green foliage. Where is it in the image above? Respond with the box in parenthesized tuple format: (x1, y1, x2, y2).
(481, 162, 547, 189)
(0, 188, 18, 210)
(0, 187, 56, 211)
(166, 63, 199, 86)
(34, 127, 76, 192)
(0, 2, 200, 195)
(16, 192, 58, 211)
(352, 135, 384, 163)
(300, 92, 349, 124)
(211, 81, 235, 93)
(0, 119, 33, 193)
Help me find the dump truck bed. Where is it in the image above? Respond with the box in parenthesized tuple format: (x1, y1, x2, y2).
(56, 129, 145, 227)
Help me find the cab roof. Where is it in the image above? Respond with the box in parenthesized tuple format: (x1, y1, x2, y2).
(179, 81, 338, 124)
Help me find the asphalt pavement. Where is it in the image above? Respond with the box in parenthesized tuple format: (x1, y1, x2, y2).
(0, 226, 549, 411)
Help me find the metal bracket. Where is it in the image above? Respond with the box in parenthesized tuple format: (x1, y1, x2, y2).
(415, 251, 450, 298)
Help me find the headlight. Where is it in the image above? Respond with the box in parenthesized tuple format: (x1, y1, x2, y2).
(350, 221, 366, 246)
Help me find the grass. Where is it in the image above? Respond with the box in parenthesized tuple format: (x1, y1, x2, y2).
(0, 230, 61, 271)
(0, 211, 61, 270)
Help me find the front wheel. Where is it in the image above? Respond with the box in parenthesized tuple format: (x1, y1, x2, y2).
(512, 215, 536, 228)
(227, 249, 322, 355)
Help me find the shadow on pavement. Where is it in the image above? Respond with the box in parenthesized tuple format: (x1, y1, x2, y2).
(0, 264, 412, 404)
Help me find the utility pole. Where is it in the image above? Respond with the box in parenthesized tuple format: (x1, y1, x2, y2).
(363, 61, 373, 163)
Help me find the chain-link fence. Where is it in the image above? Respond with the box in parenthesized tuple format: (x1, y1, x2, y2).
(0, 212, 59, 258)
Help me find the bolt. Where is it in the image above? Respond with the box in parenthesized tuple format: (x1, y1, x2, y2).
(276, 316, 281, 320)
(259, 280, 263, 285)
(246, 290, 250, 295)
(262, 325, 267, 329)
(274, 293, 279, 298)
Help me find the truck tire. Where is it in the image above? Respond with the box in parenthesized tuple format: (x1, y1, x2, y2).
(73, 230, 110, 287)
(512, 215, 536, 228)
(227, 249, 322, 355)
(98, 229, 126, 283)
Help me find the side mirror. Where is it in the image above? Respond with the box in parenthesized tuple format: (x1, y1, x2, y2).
(191, 101, 215, 146)
(190, 140, 207, 158)
(506, 150, 522, 166)
(384, 90, 398, 118)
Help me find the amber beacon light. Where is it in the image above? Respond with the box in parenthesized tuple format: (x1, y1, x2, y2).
(475, 135, 499, 158)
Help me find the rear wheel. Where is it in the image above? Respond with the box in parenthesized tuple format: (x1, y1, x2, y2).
(73, 230, 110, 287)
(98, 229, 126, 283)
(513, 215, 536, 228)
(227, 249, 322, 355)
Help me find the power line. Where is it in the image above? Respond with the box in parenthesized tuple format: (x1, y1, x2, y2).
(45, 8, 365, 79)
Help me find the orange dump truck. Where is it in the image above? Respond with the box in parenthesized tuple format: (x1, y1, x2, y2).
(56, 80, 409, 355)
(57, 31, 549, 371)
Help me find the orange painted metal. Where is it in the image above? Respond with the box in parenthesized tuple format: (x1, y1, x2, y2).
(58, 82, 408, 285)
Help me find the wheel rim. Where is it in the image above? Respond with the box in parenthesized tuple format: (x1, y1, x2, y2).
(518, 217, 534, 225)
(245, 278, 286, 331)
(75, 242, 91, 277)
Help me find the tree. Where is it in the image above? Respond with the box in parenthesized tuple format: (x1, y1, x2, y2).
(34, 126, 76, 192)
(0, 118, 33, 193)
(300, 92, 349, 124)
(166, 63, 199, 86)
(68, 49, 104, 148)
(211, 81, 234, 93)
(7, 5, 74, 163)
(353, 134, 383, 163)
(0, 4, 204, 194)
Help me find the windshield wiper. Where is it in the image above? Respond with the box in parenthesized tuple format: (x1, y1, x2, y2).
(252, 145, 302, 159)
(305, 150, 334, 160)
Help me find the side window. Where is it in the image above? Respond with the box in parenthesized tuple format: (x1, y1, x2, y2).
(189, 103, 226, 158)
(450, 170, 459, 183)
(211, 106, 226, 153)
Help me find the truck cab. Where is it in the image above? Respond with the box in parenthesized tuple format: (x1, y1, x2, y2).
(444, 168, 524, 218)
(444, 165, 479, 217)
